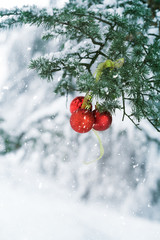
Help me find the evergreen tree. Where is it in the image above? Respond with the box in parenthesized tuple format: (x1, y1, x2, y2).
(0, 0, 159, 132)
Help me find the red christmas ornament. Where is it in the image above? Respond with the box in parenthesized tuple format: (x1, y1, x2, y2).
(70, 96, 84, 113)
(70, 109, 95, 133)
(70, 96, 92, 113)
(92, 110, 112, 131)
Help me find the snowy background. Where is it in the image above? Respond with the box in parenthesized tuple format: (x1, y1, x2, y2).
(0, 0, 160, 239)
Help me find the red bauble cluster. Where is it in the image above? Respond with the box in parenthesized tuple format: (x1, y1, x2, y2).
(69, 96, 112, 133)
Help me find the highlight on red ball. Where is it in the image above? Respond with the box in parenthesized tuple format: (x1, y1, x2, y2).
(70, 109, 95, 133)
(69, 96, 112, 133)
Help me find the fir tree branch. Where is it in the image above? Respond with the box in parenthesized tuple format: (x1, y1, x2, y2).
(148, 33, 160, 38)
(71, 11, 113, 27)
(150, 87, 160, 93)
(125, 113, 142, 131)
(55, 20, 103, 46)
(143, 112, 160, 132)
(98, 51, 109, 58)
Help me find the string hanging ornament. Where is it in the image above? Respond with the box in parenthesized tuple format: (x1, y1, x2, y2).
(69, 58, 124, 164)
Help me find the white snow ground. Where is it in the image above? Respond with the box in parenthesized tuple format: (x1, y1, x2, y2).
(0, 162, 160, 240)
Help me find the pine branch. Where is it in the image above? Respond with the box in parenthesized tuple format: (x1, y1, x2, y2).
(0, 1, 159, 131)
(71, 11, 113, 26)
(125, 113, 142, 131)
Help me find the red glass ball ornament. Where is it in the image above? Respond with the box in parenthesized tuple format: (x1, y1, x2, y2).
(70, 96, 92, 113)
(92, 110, 112, 131)
(70, 109, 95, 133)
